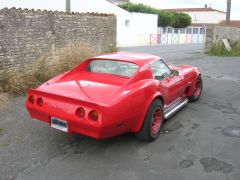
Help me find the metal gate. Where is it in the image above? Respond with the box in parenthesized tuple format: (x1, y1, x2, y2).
(150, 26, 206, 45)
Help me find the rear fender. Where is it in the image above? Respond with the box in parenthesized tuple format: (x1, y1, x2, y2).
(132, 91, 164, 132)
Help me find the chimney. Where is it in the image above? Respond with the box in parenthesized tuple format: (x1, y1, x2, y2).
(204, 4, 207, 8)
(66, 0, 71, 13)
(226, 0, 231, 24)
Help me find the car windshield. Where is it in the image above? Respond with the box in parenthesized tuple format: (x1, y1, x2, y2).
(87, 60, 138, 77)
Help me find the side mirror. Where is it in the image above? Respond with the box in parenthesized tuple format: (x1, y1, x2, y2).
(171, 70, 179, 76)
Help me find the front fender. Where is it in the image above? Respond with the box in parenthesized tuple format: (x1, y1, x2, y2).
(187, 67, 201, 97)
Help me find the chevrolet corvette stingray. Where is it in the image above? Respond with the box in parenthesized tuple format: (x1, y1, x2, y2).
(26, 52, 202, 141)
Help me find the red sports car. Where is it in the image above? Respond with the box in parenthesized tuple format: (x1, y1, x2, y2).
(26, 52, 202, 141)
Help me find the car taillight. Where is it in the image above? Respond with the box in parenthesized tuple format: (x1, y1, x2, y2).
(75, 107, 85, 119)
(28, 95, 35, 104)
(88, 110, 98, 121)
(36, 97, 43, 106)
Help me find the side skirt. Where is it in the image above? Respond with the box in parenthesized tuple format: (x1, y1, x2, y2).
(164, 98, 189, 119)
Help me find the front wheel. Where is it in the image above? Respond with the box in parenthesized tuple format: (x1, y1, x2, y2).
(189, 75, 203, 102)
(135, 99, 164, 142)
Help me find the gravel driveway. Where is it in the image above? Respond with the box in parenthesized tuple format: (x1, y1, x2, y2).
(0, 44, 240, 180)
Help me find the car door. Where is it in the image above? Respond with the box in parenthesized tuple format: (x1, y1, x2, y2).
(149, 59, 185, 106)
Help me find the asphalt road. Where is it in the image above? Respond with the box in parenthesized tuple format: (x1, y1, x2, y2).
(1, 44, 240, 180)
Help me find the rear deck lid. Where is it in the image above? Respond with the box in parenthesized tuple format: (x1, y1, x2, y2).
(36, 71, 131, 106)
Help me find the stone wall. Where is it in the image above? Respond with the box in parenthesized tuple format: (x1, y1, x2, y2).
(205, 25, 240, 51)
(205, 25, 215, 52)
(214, 26, 240, 44)
(0, 8, 116, 70)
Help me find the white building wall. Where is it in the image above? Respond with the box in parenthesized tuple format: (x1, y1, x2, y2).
(71, 0, 158, 47)
(184, 11, 226, 24)
(123, 13, 158, 46)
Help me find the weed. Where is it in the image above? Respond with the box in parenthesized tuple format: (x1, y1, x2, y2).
(208, 40, 240, 57)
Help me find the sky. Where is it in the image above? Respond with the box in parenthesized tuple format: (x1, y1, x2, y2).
(131, 0, 239, 20)
(0, 0, 239, 20)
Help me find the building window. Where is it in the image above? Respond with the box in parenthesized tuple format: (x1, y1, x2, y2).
(194, 14, 198, 21)
(174, 28, 179, 34)
(180, 28, 185, 34)
(125, 20, 130, 27)
(200, 28, 205, 34)
(193, 28, 199, 34)
(167, 27, 172, 33)
(187, 28, 192, 34)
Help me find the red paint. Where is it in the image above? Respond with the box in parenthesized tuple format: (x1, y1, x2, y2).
(26, 52, 201, 139)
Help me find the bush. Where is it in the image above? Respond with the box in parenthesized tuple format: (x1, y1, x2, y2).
(208, 40, 240, 56)
(0, 43, 103, 95)
(119, 2, 191, 27)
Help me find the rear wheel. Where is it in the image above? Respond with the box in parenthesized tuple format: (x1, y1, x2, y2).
(189, 75, 203, 102)
(135, 99, 164, 142)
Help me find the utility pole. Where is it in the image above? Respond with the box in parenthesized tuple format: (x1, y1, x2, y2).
(66, 0, 71, 13)
(226, 0, 231, 24)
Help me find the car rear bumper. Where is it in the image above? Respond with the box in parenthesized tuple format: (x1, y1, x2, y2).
(27, 107, 128, 139)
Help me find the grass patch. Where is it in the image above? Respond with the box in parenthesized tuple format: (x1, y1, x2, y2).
(103, 43, 119, 53)
(208, 40, 240, 57)
(0, 43, 116, 96)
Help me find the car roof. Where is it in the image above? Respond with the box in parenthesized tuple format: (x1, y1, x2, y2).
(92, 52, 160, 66)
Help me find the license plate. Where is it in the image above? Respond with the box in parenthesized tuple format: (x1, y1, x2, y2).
(51, 117, 68, 132)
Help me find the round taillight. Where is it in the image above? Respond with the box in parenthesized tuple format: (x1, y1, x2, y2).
(88, 110, 98, 121)
(36, 97, 43, 106)
(75, 107, 85, 119)
(28, 95, 35, 104)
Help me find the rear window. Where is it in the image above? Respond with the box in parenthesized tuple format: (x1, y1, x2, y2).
(87, 60, 138, 77)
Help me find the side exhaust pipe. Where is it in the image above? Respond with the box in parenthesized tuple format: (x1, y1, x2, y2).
(164, 99, 189, 119)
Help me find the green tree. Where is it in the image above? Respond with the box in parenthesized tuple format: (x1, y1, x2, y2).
(119, 3, 157, 14)
(172, 13, 192, 28)
(119, 3, 191, 28)
(157, 11, 176, 27)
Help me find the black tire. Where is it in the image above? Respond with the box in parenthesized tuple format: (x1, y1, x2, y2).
(189, 75, 203, 102)
(135, 99, 164, 142)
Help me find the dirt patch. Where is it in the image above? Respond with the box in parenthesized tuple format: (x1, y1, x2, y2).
(179, 160, 194, 168)
(0, 93, 10, 110)
(162, 121, 184, 134)
(200, 157, 233, 173)
(185, 131, 192, 137)
(168, 145, 176, 152)
(191, 123, 200, 130)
